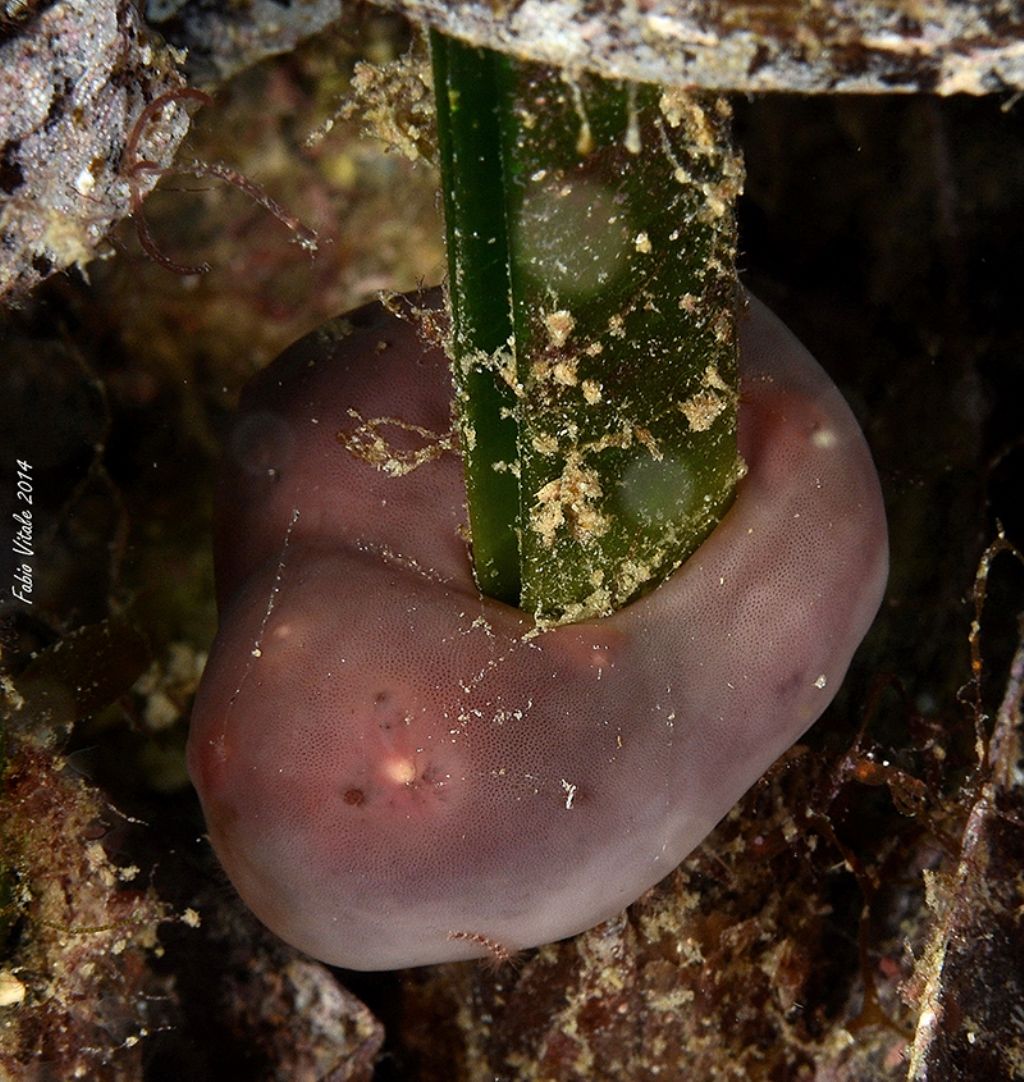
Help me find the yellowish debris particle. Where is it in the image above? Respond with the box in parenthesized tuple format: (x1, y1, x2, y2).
(75, 167, 96, 196)
(659, 88, 717, 153)
(712, 308, 734, 345)
(321, 54, 434, 162)
(1, 674, 25, 711)
(531, 432, 560, 455)
(340, 410, 455, 476)
(143, 690, 178, 731)
(38, 210, 93, 272)
(634, 232, 652, 254)
(680, 391, 726, 432)
(531, 352, 579, 386)
(494, 348, 519, 392)
(543, 584, 613, 627)
(678, 293, 699, 314)
(552, 358, 579, 386)
(700, 192, 728, 222)
(703, 363, 729, 391)
(585, 341, 604, 356)
(317, 318, 354, 345)
(0, 970, 26, 1007)
(530, 455, 610, 547)
(677, 360, 736, 431)
(567, 78, 594, 156)
(608, 314, 626, 338)
(618, 558, 657, 598)
(582, 379, 602, 404)
(624, 82, 642, 154)
(634, 426, 663, 460)
(85, 841, 106, 873)
(543, 309, 576, 347)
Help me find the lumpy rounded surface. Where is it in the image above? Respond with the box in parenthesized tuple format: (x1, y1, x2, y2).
(188, 292, 888, 970)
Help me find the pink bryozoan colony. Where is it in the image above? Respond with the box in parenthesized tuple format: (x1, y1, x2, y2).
(188, 293, 887, 970)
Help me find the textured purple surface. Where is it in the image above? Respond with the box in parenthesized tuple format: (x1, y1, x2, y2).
(188, 294, 887, 970)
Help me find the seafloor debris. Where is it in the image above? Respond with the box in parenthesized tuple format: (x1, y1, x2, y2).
(380, 0, 1024, 95)
(0, 0, 190, 303)
(903, 539, 1024, 1081)
(146, 0, 348, 85)
(161, 882, 383, 1081)
(0, 739, 175, 1080)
